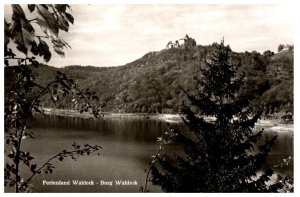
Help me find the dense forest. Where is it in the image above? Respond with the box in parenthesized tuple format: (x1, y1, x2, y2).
(5, 39, 293, 117)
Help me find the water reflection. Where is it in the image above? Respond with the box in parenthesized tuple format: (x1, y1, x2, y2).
(20, 115, 293, 192)
(31, 115, 167, 143)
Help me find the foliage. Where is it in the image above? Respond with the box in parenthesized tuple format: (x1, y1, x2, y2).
(144, 40, 287, 192)
(278, 44, 284, 52)
(4, 4, 102, 192)
(16, 39, 294, 117)
(277, 44, 293, 53)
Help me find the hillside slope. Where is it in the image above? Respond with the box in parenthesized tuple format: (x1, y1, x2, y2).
(5, 42, 294, 115)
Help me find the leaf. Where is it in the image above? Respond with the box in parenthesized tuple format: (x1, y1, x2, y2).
(64, 12, 74, 24)
(28, 4, 35, 12)
(30, 41, 39, 55)
(32, 60, 39, 68)
(8, 153, 14, 159)
(30, 164, 36, 170)
(11, 4, 26, 20)
(36, 5, 59, 37)
(44, 52, 51, 62)
(28, 155, 34, 160)
(53, 45, 65, 57)
(12, 21, 33, 55)
(55, 4, 67, 13)
(10, 5, 35, 55)
(38, 39, 51, 62)
(52, 38, 66, 48)
(57, 14, 69, 32)
(41, 4, 48, 9)
(6, 164, 11, 170)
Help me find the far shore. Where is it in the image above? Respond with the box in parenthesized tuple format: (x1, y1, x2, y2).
(39, 108, 293, 133)
(40, 107, 182, 120)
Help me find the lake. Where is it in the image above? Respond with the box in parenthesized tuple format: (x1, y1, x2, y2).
(16, 114, 293, 192)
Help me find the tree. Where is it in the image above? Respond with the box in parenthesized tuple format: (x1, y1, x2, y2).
(4, 4, 102, 192)
(278, 44, 284, 52)
(287, 44, 294, 52)
(144, 40, 286, 192)
(263, 50, 274, 58)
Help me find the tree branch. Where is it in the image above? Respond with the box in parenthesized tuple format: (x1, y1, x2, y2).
(24, 146, 101, 184)
(14, 79, 60, 192)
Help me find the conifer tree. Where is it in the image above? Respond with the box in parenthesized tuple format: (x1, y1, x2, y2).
(149, 40, 283, 192)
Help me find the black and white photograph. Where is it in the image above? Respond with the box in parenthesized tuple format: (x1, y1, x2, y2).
(3, 1, 295, 193)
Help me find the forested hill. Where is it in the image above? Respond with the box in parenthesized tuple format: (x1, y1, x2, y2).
(5, 42, 293, 115)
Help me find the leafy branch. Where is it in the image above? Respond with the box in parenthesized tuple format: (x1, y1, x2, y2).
(4, 4, 103, 193)
(24, 143, 102, 185)
(141, 123, 177, 192)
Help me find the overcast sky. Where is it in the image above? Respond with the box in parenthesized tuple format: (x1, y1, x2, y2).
(4, 4, 294, 67)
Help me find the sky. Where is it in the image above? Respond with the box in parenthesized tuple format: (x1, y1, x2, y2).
(4, 4, 294, 67)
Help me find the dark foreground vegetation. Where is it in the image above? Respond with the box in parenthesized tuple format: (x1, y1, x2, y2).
(142, 40, 292, 193)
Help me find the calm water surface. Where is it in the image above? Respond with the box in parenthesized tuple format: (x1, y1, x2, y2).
(19, 115, 293, 192)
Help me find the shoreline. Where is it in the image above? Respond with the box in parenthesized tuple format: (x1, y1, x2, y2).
(41, 107, 182, 119)
(40, 108, 293, 133)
